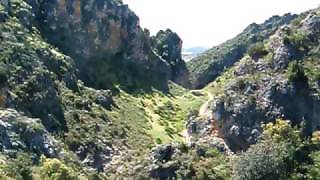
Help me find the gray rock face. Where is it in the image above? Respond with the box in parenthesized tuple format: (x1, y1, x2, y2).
(77, 144, 113, 172)
(268, 26, 297, 70)
(27, 0, 138, 57)
(152, 29, 183, 64)
(0, 0, 8, 8)
(196, 136, 232, 154)
(186, 117, 211, 137)
(185, 110, 232, 155)
(273, 45, 293, 69)
(150, 144, 175, 163)
(152, 29, 190, 87)
(94, 90, 113, 109)
(209, 71, 320, 151)
(302, 13, 320, 33)
(24, 0, 171, 90)
(148, 144, 180, 179)
(0, 109, 59, 157)
(208, 44, 320, 152)
(148, 160, 179, 180)
(146, 141, 231, 179)
(0, 10, 8, 22)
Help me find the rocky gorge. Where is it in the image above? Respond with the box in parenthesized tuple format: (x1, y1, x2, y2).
(1, 0, 320, 179)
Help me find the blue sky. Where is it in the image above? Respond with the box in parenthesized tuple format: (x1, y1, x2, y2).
(122, 0, 320, 48)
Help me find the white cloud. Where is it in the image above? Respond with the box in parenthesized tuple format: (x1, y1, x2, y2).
(122, 0, 320, 48)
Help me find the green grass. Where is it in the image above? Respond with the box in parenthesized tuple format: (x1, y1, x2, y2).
(136, 82, 206, 144)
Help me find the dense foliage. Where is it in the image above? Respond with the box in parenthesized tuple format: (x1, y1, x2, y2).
(234, 120, 320, 180)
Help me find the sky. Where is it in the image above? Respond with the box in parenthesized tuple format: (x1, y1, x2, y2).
(122, 0, 320, 49)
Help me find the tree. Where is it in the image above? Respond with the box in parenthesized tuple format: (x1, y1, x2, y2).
(233, 120, 303, 180)
(233, 140, 289, 180)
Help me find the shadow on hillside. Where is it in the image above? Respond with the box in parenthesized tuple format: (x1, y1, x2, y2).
(77, 52, 170, 96)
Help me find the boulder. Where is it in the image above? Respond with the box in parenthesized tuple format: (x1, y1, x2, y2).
(150, 144, 175, 163)
(0, 109, 59, 157)
(148, 160, 180, 180)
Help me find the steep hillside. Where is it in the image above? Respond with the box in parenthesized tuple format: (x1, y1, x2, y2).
(193, 8, 320, 150)
(187, 13, 297, 89)
(149, 8, 320, 179)
(26, 0, 171, 91)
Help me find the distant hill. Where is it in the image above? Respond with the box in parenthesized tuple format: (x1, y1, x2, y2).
(183, 46, 208, 54)
(182, 47, 208, 61)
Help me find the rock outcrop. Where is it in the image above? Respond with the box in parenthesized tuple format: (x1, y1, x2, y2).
(152, 29, 190, 87)
(0, 109, 59, 157)
(25, 0, 171, 91)
(146, 142, 230, 179)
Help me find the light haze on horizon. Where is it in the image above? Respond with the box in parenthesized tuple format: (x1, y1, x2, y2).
(122, 0, 320, 49)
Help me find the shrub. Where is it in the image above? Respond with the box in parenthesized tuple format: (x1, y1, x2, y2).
(248, 42, 268, 59)
(233, 140, 290, 180)
(287, 61, 308, 84)
(191, 148, 231, 180)
(0, 152, 33, 180)
(40, 156, 77, 180)
(193, 157, 231, 180)
(234, 78, 246, 91)
(291, 18, 302, 27)
(233, 120, 306, 180)
(312, 131, 320, 144)
(155, 138, 162, 144)
(247, 95, 256, 106)
(262, 119, 301, 145)
(307, 151, 320, 179)
(88, 172, 105, 180)
(284, 31, 310, 52)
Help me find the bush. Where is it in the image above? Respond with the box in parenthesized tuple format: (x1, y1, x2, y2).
(233, 140, 290, 180)
(190, 147, 231, 180)
(284, 31, 311, 52)
(233, 120, 305, 180)
(0, 152, 33, 180)
(248, 42, 268, 59)
(287, 61, 308, 84)
(155, 138, 162, 144)
(262, 119, 301, 145)
(40, 156, 77, 180)
(193, 157, 231, 180)
(312, 131, 320, 144)
(307, 151, 320, 179)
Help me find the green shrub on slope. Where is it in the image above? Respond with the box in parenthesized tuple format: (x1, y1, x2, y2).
(248, 42, 268, 60)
